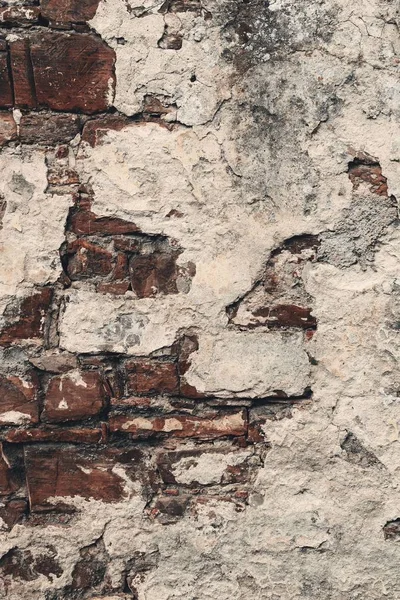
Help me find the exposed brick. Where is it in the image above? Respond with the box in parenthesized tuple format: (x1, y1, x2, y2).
(348, 156, 388, 197)
(40, 0, 101, 25)
(0, 112, 17, 146)
(69, 206, 140, 236)
(0, 6, 40, 27)
(177, 335, 205, 398)
(0, 498, 28, 530)
(25, 445, 147, 510)
(157, 446, 254, 486)
(252, 304, 317, 329)
(97, 281, 131, 295)
(81, 115, 133, 147)
(0, 287, 53, 346)
(0, 442, 12, 495)
(152, 495, 189, 523)
(9, 38, 37, 108)
(3, 426, 103, 444)
(109, 410, 247, 439)
(0, 443, 26, 504)
(125, 360, 179, 396)
(19, 112, 80, 145)
(129, 253, 180, 298)
(384, 519, 400, 540)
(113, 237, 141, 252)
(0, 373, 39, 426)
(65, 239, 114, 280)
(30, 32, 115, 113)
(0, 50, 13, 108)
(43, 371, 108, 423)
(28, 351, 78, 374)
(70, 537, 107, 592)
(0, 546, 62, 581)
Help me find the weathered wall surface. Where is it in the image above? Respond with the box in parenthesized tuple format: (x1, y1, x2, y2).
(0, 0, 400, 598)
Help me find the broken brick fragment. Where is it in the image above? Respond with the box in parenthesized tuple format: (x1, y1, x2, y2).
(20, 112, 80, 145)
(24, 444, 148, 510)
(0, 546, 62, 581)
(0, 373, 39, 426)
(81, 115, 133, 147)
(40, 0, 102, 26)
(253, 304, 317, 329)
(65, 239, 114, 280)
(43, 371, 108, 423)
(129, 252, 180, 298)
(348, 156, 388, 197)
(0, 112, 17, 146)
(0, 498, 28, 530)
(125, 360, 179, 396)
(0, 287, 53, 346)
(69, 205, 140, 236)
(0, 6, 40, 27)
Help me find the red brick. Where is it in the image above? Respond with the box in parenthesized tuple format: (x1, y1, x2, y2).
(97, 281, 131, 295)
(3, 426, 102, 444)
(348, 160, 388, 196)
(40, 0, 101, 25)
(20, 112, 80, 145)
(0, 112, 17, 146)
(82, 115, 133, 147)
(0, 51, 13, 108)
(0, 373, 39, 426)
(177, 335, 205, 398)
(0, 499, 28, 530)
(129, 253, 180, 298)
(0, 442, 12, 495)
(30, 32, 115, 113)
(0, 546, 62, 581)
(9, 38, 37, 109)
(43, 371, 108, 423)
(0, 287, 53, 346)
(69, 206, 140, 236)
(24, 445, 147, 510)
(65, 239, 113, 280)
(253, 304, 317, 329)
(125, 360, 179, 396)
(0, 6, 40, 27)
(109, 410, 247, 439)
(157, 446, 253, 486)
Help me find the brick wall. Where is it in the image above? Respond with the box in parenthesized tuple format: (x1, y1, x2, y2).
(1, 1, 400, 599)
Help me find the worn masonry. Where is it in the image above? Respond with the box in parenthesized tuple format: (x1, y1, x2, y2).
(0, 0, 400, 598)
